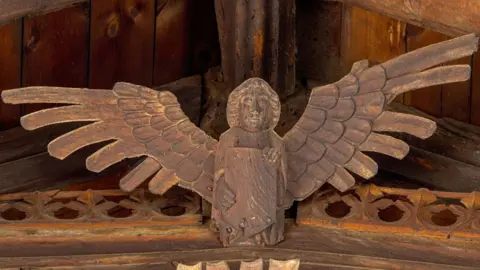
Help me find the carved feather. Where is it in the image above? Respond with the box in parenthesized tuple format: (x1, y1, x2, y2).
(1, 82, 218, 202)
(283, 33, 479, 205)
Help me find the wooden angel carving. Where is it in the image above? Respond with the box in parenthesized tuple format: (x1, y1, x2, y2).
(1, 33, 478, 247)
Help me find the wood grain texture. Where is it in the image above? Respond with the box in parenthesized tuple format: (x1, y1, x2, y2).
(296, 0, 343, 84)
(0, 144, 128, 194)
(190, 0, 220, 75)
(341, 5, 406, 103)
(371, 146, 480, 192)
(22, 4, 89, 114)
(0, 0, 88, 26)
(89, 0, 155, 89)
(404, 26, 444, 116)
(372, 102, 480, 191)
(0, 20, 21, 129)
(153, 0, 191, 86)
(404, 26, 473, 122)
(214, 0, 296, 97)
(0, 224, 478, 269)
(470, 52, 480, 125)
(440, 54, 472, 122)
(337, 0, 480, 37)
(0, 123, 84, 165)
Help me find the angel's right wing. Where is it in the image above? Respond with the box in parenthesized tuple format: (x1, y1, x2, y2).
(1, 82, 218, 202)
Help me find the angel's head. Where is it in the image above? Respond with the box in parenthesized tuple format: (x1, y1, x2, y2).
(227, 78, 281, 132)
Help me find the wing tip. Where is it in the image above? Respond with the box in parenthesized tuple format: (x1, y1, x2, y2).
(85, 159, 104, 173)
(47, 140, 68, 160)
(0, 90, 8, 103)
(113, 81, 135, 88)
(119, 182, 135, 193)
(363, 166, 378, 180)
(418, 120, 437, 139)
(19, 115, 36, 131)
(0, 89, 19, 104)
(458, 65, 472, 81)
(396, 144, 410, 160)
(350, 59, 370, 75)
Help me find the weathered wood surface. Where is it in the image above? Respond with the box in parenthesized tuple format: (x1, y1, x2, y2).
(365, 102, 480, 192)
(370, 145, 480, 192)
(337, 0, 480, 37)
(296, 0, 343, 84)
(298, 183, 480, 243)
(471, 51, 480, 125)
(0, 145, 129, 195)
(190, 0, 221, 76)
(0, 0, 88, 26)
(340, 5, 406, 102)
(339, 6, 477, 124)
(388, 102, 480, 168)
(0, 20, 21, 130)
(0, 223, 478, 269)
(89, 0, 155, 89)
(201, 0, 297, 139)
(0, 76, 202, 194)
(403, 28, 444, 117)
(154, 0, 191, 86)
(0, 123, 84, 165)
(22, 4, 90, 114)
(214, 0, 296, 96)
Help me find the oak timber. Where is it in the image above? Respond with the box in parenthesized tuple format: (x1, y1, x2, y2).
(337, 0, 480, 37)
(0, 0, 87, 26)
(368, 102, 480, 192)
(0, 223, 478, 269)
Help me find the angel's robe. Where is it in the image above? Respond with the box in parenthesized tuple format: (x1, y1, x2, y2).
(212, 127, 287, 246)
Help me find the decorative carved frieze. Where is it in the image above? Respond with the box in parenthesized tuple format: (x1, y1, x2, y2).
(0, 188, 201, 227)
(297, 184, 480, 240)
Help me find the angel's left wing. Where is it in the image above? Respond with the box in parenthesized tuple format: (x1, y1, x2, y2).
(283, 33, 479, 207)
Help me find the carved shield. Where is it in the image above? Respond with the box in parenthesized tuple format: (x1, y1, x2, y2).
(223, 147, 278, 238)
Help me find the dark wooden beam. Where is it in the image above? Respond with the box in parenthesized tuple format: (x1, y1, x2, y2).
(0, 0, 88, 26)
(336, 0, 480, 37)
(214, 0, 296, 95)
(368, 102, 480, 192)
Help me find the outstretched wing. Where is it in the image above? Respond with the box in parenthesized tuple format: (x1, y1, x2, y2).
(1, 82, 218, 202)
(283, 33, 479, 204)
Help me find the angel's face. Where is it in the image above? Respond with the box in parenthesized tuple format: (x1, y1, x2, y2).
(239, 90, 270, 132)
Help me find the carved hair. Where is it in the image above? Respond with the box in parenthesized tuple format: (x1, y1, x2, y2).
(226, 78, 281, 129)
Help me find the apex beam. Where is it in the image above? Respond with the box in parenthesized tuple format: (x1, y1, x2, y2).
(337, 0, 480, 37)
(0, 0, 87, 25)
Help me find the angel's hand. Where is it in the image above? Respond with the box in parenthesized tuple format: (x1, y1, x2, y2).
(263, 147, 280, 163)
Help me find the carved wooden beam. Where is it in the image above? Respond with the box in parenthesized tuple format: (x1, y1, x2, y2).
(0, 0, 88, 25)
(336, 0, 480, 37)
(0, 201, 477, 269)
